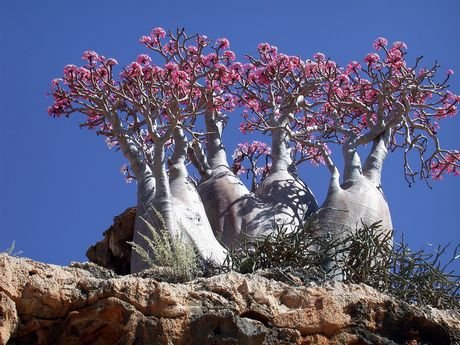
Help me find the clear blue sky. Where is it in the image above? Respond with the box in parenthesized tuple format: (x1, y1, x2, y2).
(1, 0, 459, 266)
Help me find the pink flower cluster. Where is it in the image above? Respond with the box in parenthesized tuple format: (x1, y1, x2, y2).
(139, 27, 167, 46)
(365, 53, 380, 65)
(364, 37, 408, 70)
(233, 141, 271, 158)
(216, 38, 230, 49)
(49, 27, 245, 136)
(372, 37, 388, 51)
(49, 31, 459, 182)
(232, 141, 271, 177)
(431, 151, 460, 179)
(293, 141, 330, 166)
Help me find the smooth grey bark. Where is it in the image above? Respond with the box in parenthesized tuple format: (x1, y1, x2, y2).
(112, 134, 157, 273)
(130, 126, 228, 273)
(169, 129, 227, 264)
(313, 133, 393, 278)
(197, 111, 260, 247)
(130, 142, 176, 273)
(255, 127, 318, 229)
(315, 135, 393, 236)
(197, 112, 318, 248)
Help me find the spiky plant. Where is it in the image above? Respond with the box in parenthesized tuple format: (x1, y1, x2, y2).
(128, 209, 197, 282)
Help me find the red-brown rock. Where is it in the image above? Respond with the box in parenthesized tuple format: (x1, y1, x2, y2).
(0, 254, 459, 345)
(86, 207, 135, 275)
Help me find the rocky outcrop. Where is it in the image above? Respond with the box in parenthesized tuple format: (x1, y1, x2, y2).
(86, 207, 135, 275)
(0, 254, 459, 345)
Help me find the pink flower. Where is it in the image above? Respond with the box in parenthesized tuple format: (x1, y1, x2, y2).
(75, 67, 91, 80)
(364, 53, 380, 65)
(345, 61, 361, 74)
(140, 35, 153, 45)
(82, 50, 100, 64)
(417, 68, 427, 78)
(336, 73, 350, 85)
(304, 60, 318, 77)
(201, 53, 218, 66)
(164, 62, 179, 73)
(446, 91, 458, 101)
(447, 69, 454, 75)
(187, 46, 198, 55)
(254, 68, 270, 85)
(63, 64, 77, 77)
(431, 151, 460, 179)
(51, 78, 62, 87)
(151, 27, 166, 38)
(96, 66, 109, 79)
(48, 96, 71, 116)
(289, 56, 301, 68)
(230, 62, 243, 73)
(85, 114, 104, 128)
(106, 58, 118, 66)
(295, 143, 329, 166)
(234, 141, 271, 156)
(239, 120, 253, 134)
(223, 50, 236, 61)
(392, 41, 407, 50)
(436, 105, 458, 118)
(137, 54, 152, 65)
(373, 37, 388, 51)
(314, 52, 325, 61)
(170, 70, 189, 88)
(257, 42, 270, 53)
(325, 60, 337, 71)
(126, 62, 143, 77)
(197, 35, 209, 47)
(385, 47, 405, 68)
(162, 40, 178, 55)
(364, 89, 378, 102)
(216, 38, 230, 49)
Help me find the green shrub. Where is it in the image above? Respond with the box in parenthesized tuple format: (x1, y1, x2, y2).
(223, 220, 340, 280)
(128, 210, 197, 282)
(224, 221, 459, 310)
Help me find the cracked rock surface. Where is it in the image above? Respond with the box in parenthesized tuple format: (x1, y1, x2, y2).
(0, 254, 459, 345)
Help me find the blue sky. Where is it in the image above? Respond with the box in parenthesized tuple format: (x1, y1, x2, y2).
(1, 0, 459, 266)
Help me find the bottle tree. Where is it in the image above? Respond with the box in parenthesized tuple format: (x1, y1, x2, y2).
(49, 28, 236, 272)
(188, 45, 319, 247)
(50, 29, 459, 273)
(239, 38, 459, 244)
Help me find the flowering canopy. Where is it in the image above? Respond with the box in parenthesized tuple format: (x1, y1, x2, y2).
(50, 30, 459, 182)
(49, 29, 460, 274)
(236, 37, 459, 182)
(49, 28, 239, 166)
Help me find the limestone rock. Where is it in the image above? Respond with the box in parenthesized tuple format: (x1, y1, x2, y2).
(1, 254, 459, 345)
(86, 207, 135, 275)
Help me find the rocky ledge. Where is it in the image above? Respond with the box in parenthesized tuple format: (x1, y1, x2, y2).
(0, 254, 459, 345)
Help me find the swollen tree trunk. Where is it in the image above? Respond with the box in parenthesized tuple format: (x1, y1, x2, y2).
(315, 137, 393, 236)
(169, 129, 227, 264)
(197, 112, 318, 248)
(255, 127, 318, 230)
(130, 142, 176, 273)
(314, 134, 393, 278)
(197, 111, 259, 247)
(115, 137, 157, 273)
